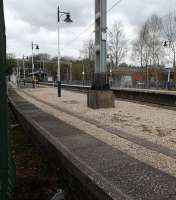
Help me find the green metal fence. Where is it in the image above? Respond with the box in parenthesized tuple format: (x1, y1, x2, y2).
(7, 147, 16, 199)
(0, 0, 16, 199)
(0, 141, 16, 200)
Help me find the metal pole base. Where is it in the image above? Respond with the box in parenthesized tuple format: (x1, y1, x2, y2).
(57, 81, 61, 97)
(91, 73, 110, 90)
(87, 90, 115, 109)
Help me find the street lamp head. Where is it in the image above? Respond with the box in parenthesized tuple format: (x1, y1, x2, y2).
(36, 45, 40, 50)
(163, 41, 168, 47)
(64, 13, 73, 23)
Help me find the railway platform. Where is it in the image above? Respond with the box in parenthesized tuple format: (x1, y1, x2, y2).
(8, 83, 176, 200)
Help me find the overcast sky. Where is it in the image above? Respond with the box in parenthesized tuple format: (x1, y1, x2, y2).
(4, 0, 176, 62)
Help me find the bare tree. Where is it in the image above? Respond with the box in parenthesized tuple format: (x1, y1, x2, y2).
(132, 15, 164, 68)
(108, 21, 127, 68)
(146, 14, 163, 66)
(79, 38, 95, 80)
(162, 11, 176, 68)
(80, 38, 95, 61)
(132, 23, 150, 67)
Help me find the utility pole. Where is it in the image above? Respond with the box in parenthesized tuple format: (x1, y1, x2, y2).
(93, 0, 108, 89)
(87, 0, 115, 109)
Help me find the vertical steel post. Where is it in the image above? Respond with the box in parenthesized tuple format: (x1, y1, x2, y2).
(57, 6, 61, 97)
(0, 0, 8, 199)
(23, 55, 25, 80)
(16, 61, 19, 86)
(0, 4, 16, 199)
(92, 0, 109, 90)
(70, 63, 72, 83)
(32, 42, 34, 81)
(82, 62, 85, 86)
(18, 63, 20, 83)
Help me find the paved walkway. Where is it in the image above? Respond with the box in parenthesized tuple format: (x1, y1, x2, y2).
(9, 87, 176, 200)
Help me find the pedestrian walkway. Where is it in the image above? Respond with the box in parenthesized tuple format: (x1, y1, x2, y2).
(8, 87, 176, 200)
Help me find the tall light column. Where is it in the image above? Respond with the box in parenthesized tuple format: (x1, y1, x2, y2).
(19, 64, 21, 82)
(70, 63, 72, 82)
(57, 6, 72, 97)
(23, 55, 26, 81)
(31, 42, 39, 82)
(82, 61, 85, 85)
(57, 7, 61, 96)
(32, 42, 34, 81)
(16, 61, 18, 85)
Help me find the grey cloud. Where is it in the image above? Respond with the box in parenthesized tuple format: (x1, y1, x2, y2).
(5, 0, 94, 31)
(4, 0, 176, 58)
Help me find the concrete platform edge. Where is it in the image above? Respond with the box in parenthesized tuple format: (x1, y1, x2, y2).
(8, 91, 131, 200)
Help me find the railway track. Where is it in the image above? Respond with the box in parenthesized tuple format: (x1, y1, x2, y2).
(39, 82, 176, 111)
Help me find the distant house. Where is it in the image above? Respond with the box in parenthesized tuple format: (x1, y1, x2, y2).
(111, 66, 174, 88)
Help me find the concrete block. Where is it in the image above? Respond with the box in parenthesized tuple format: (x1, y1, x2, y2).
(87, 90, 115, 109)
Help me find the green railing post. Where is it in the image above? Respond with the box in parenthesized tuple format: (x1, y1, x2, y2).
(0, 1, 16, 199)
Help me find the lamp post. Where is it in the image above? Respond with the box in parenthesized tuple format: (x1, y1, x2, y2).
(163, 40, 176, 81)
(18, 62, 21, 83)
(16, 60, 20, 87)
(57, 6, 72, 97)
(31, 42, 40, 81)
(70, 63, 72, 83)
(22, 55, 29, 85)
(163, 41, 173, 90)
(82, 60, 85, 86)
(107, 54, 113, 87)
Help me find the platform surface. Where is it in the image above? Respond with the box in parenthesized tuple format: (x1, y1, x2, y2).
(8, 84, 176, 200)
